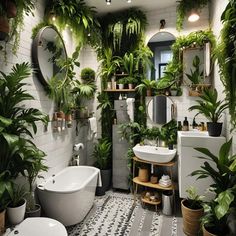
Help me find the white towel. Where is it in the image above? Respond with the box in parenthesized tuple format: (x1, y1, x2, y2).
(126, 98, 135, 122)
(88, 117, 97, 140)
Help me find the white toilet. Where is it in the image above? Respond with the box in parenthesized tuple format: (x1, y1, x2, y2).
(6, 217, 68, 236)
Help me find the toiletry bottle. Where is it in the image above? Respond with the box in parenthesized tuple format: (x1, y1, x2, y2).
(178, 121, 182, 131)
(192, 118, 198, 129)
(183, 117, 189, 131)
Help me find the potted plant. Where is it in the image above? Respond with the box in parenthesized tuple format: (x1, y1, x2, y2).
(185, 55, 205, 96)
(191, 138, 236, 235)
(181, 186, 204, 236)
(0, 63, 48, 218)
(93, 138, 112, 196)
(117, 78, 126, 89)
(81, 67, 96, 83)
(188, 88, 228, 136)
(7, 184, 27, 225)
(136, 78, 158, 96)
(124, 76, 138, 89)
(23, 147, 48, 217)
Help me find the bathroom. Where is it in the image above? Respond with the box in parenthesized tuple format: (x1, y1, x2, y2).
(0, 0, 235, 235)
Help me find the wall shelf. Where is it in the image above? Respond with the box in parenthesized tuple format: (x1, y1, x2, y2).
(104, 89, 136, 92)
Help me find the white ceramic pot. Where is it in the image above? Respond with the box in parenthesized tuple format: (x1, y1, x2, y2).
(118, 84, 124, 89)
(7, 199, 26, 225)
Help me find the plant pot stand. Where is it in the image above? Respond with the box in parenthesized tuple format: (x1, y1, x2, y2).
(25, 204, 41, 218)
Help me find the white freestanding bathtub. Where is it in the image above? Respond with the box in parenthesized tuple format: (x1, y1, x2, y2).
(37, 166, 100, 226)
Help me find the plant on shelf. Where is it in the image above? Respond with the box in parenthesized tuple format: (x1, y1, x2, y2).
(45, 0, 100, 47)
(188, 88, 228, 136)
(81, 67, 96, 83)
(0, 63, 48, 220)
(117, 78, 126, 89)
(123, 76, 138, 89)
(136, 78, 158, 96)
(176, 0, 210, 31)
(185, 55, 204, 94)
(191, 138, 236, 235)
(216, 0, 236, 130)
(93, 138, 112, 196)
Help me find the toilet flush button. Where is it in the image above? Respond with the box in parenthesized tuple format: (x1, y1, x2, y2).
(14, 230, 19, 234)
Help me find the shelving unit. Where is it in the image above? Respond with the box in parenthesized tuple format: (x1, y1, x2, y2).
(103, 88, 136, 92)
(132, 156, 176, 213)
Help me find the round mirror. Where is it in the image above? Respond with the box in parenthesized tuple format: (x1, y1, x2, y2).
(147, 95, 176, 125)
(148, 32, 176, 81)
(32, 26, 67, 87)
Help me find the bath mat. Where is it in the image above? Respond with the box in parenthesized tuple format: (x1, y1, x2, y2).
(67, 192, 180, 236)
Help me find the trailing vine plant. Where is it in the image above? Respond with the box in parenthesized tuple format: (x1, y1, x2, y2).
(216, 0, 236, 129)
(176, 0, 210, 31)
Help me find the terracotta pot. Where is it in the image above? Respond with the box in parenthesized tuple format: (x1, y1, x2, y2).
(0, 16, 10, 40)
(0, 210, 5, 234)
(5, 0, 17, 18)
(146, 89, 152, 96)
(138, 168, 149, 182)
(56, 111, 65, 119)
(181, 199, 204, 236)
(128, 84, 133, 89)
(65, 114, 72, 128)
(202, 225, 217, 236)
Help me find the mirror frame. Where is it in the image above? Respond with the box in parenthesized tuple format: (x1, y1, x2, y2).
(32, 26, 67, 87)
(146, 95, 177, 125)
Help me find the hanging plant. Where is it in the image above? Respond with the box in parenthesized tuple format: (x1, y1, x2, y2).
(45, 0, 100, 48)
(216, 0, 236, 129)
(176, 0, 210, 31)
(0, 0, 35, 54)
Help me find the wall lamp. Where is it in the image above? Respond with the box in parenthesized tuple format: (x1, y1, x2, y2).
(188, 9, 200, 22)
(127, 0, 132, 3)
(106, 0, 111, 5)
(160, 19, 166, 31)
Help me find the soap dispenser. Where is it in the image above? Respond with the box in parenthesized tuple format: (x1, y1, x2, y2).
(183, 117, 189, 131)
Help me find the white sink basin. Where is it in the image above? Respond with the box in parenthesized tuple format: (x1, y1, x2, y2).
(133, 144, 176, 163)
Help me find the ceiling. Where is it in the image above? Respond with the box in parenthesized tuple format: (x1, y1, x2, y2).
(85, 0, 176, 15)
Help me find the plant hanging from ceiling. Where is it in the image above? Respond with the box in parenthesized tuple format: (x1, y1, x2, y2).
(176, 0, 210, 31)
(0, 0, 35, 54)
(216, 0, 236, 130)
(101, 8, 147, 55)
(45, 0, 100, 47)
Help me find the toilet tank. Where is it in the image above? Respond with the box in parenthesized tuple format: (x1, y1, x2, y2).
(178, 131, 226, 200)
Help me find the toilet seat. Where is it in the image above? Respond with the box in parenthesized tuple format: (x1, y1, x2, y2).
(7, 217, 67, 236)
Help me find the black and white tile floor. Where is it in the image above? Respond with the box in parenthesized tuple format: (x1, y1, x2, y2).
(67, 191, 185, 236)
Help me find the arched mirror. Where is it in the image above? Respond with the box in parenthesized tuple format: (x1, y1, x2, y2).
(147, 95, 176, 125)
(32, 26, 67, 87)
(147, 32, 176, 81)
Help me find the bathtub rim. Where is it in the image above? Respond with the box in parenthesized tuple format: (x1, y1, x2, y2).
(37, 166, 100, 194)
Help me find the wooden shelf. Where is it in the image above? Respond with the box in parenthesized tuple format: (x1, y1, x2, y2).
(141, 197, 161, 205)
(133, 156, 175, 167)
(104, 89, 136, 92)
(133, 177, 174, 190)
(114, 73, 129, 77)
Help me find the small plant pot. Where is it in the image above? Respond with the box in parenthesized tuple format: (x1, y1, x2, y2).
(0, 16, 10, 41)
(0, 210, 6, 235)
(181, 199, 204, 236)
(128, 84, 134, 89)
(118, 84, 124, 89)
(170, 89, 178, 96)
(138, 168, 149, 182)
(65, 114, 72, 128)
(207, 122, 222, 137)
(146, 89, 152, 96)
(25, 204, 41, 218)
(107, 81, 112, 89)
(203, 225, 217, 236)
(7, 199, 26, 225)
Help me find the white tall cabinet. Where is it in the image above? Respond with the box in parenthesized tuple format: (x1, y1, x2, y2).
(178, 131, 226, 200)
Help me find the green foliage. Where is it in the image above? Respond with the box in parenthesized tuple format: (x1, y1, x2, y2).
(123, 76, 138, 85)
(185, 186, 204, 209)
(72, 80, 96, 101)
(0, 62, 48, 211)
(81, 68, 95, 82)
(45, 0, 100, 47)
(31, 22, 54, 39)
(188, 88, 228, 123)
(136, 78, 158, 95)
(93, 139, 112, 170)
(185, 55, 204, 85)
(159, 119, 177, 145)
(9, 184, 27, 208)
(215, 0, 236, 130)
(176, 0, 210, 31)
